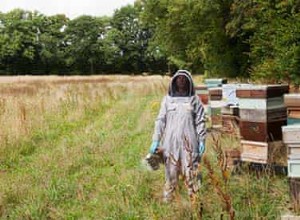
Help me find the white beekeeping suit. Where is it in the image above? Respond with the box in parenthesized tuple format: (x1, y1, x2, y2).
(150, 69, 206, 202)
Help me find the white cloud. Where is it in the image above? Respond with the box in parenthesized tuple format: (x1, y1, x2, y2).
(0, 0, 136, 19)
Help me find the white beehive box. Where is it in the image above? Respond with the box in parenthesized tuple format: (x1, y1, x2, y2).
(288, 155, 300, 178)
(287, 143, 300, 155)
(222, 84, 238, 106)
(239, 97, 284, 110)
(210, 100, 226, 108)
(282, 125, 300, 144)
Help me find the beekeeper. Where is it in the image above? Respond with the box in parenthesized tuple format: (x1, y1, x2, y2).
(149, 69, 206, 202)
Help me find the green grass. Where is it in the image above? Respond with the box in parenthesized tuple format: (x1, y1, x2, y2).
(0, 78, 297, 219)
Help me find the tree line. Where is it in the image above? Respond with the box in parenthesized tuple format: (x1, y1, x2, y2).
(0, 5, 166, 75)
(0, 0, 300, 83)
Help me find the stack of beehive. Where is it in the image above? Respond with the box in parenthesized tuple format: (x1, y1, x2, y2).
(236, 84, 289, 164)
(208, 87, 225, 128)
(195, 85, 209, 105)
(282, 125, 300, 177)
(205, 78, 227, 128)
(225, 148, 241, 169)
(282, 125, 300, 208)
(221, 84, 239, 135)
(284, 94, 300, 125)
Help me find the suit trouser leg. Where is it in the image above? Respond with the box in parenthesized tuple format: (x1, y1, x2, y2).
(163, 156, 179, 202)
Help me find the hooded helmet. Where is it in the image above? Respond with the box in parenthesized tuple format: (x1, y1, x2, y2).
(168, 69, 195, 97)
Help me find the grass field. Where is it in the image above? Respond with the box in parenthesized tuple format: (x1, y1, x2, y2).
(0, 75, 297, 219)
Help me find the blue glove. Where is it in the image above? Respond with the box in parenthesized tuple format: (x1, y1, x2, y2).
(199, 141, 205, 156)
(149, 141, 160, 154)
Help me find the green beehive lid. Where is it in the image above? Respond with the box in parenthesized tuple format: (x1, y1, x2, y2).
(204, 78, 227, 85)
(288, 118, 300, 125)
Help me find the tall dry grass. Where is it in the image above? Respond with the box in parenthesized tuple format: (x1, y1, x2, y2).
(0, 75, 168, 146)
(0, 74, 171, 219)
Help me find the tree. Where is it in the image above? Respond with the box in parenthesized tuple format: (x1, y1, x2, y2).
(63, 15, 107, 74)
(227, 0, 300, 83)
(0, 9, 38, 74)
(33, 14, 69, 74)
(110, 4, 161, 73)
(140, 0, 242, 76)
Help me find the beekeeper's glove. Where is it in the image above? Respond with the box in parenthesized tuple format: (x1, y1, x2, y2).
(199, 141, 205, 156)
(149, 141, 160, 154)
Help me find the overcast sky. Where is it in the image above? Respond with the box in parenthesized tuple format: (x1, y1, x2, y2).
(0, 0, 136, 19)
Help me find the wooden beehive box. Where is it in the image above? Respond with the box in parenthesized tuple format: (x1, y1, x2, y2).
(238, 97, 285, 109)
(200, 94, 209, 105)
(236, 84, 289, 99)
(241, 140, 286, 164)
(208, 87, 222, 101)
(195, 85, 208, 94)
(285, 94, 300, 125)
(211, 107, 222, 128)
(282, 125, 300, 144)
(195, 85, 209, 105)
(209, 100, 225, 122)
(289, 108, 300, 118)
(239, 107, 287, 123)
(288, 108, 300, 125)
(237, 85, 288, 143)
(241, 140, 268, 163)
(222, 115, 240, 135)
(288, 178, 300, 212)
(287, 143, 300, 155)
(240, 120, 287, 142)
(210, 100, 225, 109)
(225, 149, 241, 168)
(284, 94, 300, 108)
(221, 105, 239, 116)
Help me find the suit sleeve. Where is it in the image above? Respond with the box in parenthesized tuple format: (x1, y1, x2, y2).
(152, 96, 167, 142)
(194, 96, 206, 143)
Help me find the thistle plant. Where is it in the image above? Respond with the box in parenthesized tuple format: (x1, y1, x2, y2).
(202, 132, 235, 219)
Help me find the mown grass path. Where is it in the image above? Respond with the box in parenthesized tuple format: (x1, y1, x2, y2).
(0, 84, 184, 219)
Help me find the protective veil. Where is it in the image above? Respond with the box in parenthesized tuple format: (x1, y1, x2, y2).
(152, 70, 206, 201)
